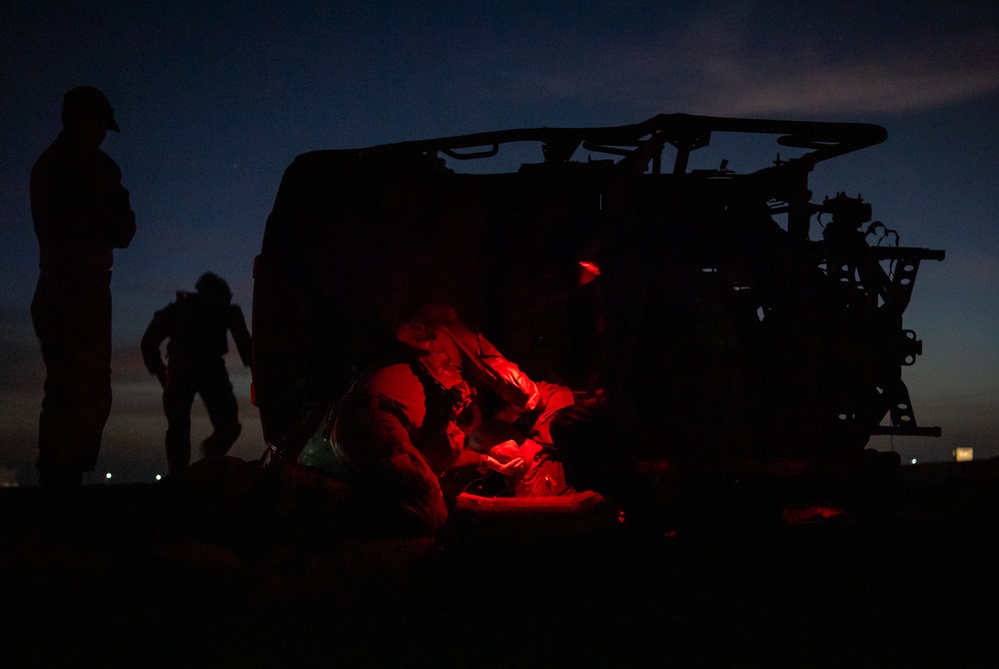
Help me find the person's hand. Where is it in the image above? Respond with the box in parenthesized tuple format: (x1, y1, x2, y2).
(489, 440, 522, 461)
(483, 440, 528, 475)
(482, 454, 526, 475)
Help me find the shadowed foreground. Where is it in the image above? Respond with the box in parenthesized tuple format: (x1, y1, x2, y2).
(3, 459, 999, 667)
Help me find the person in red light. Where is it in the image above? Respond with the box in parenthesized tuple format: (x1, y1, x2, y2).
(30, 86, 136, 488)
(331, 304, 574, 536)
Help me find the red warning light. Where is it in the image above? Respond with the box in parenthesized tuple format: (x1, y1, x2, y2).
(578, 261, 601, 286)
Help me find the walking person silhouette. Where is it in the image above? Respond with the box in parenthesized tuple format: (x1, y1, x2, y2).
(141, 273, 252, 475)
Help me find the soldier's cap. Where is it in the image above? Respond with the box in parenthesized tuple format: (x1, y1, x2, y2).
(62, 86, 120, 132)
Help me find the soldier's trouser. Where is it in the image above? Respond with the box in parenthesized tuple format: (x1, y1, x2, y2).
(346, 451, 449, 537)
(163, 360, 240, 474)
(32, 280, 113, 479)
(335, 387, 449, 536)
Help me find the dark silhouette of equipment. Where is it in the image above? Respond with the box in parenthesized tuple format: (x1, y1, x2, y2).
(250, 113, 944, 507)
(142, 273, 252, 474)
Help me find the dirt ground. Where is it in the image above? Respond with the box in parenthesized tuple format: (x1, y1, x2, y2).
(3, 458, 999, 667)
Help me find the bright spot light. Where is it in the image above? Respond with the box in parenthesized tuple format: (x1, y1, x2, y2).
(105, 472, 112, 479)
(155, 474, 162, 481)
(911, 459, 917, 465)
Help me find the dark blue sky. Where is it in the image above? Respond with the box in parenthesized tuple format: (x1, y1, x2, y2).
(2, 1, 998, 483)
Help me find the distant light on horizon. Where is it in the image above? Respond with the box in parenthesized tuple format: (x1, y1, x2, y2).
(156, 474, 162, 481)
(911, 459, 918, 465)
(105, 472, 112, 480)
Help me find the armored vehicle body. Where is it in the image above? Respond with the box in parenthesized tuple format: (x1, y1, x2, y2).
(251, 114, 943, 490)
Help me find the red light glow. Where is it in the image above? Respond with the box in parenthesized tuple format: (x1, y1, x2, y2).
(781, 506, 844, 524)
(578, 261, 601, 286)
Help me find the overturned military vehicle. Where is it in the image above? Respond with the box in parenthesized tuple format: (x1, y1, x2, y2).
(251, 113, 943, 510)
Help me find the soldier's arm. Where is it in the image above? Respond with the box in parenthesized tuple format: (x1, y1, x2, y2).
(440, 322, 541, 412)
(91, 152, 136, 249)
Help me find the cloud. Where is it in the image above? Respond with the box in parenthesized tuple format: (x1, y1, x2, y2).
(496, 11, 999, 119)
(696, 52, 999, 118)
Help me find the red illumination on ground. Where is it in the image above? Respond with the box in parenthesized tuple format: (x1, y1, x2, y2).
(781, 506, 844, 524)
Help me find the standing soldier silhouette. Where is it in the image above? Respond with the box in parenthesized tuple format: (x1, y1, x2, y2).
(141, 273, 252, 475)
(30, 86, 136, 488)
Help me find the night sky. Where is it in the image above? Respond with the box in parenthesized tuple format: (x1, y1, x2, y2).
(2, 1, 998, 484)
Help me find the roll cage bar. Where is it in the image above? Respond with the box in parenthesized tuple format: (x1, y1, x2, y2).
(352, 113, 888, 176)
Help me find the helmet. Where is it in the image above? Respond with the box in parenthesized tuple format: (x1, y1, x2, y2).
(195, 272, 232, 303)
